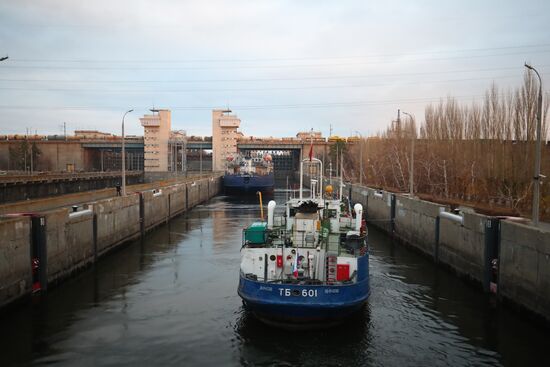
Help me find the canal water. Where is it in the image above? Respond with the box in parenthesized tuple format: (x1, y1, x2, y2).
(1, 193, 549, 366)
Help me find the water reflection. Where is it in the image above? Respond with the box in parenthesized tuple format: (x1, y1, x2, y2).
(0, 194, 548, 366)
(234, 306, 373, 366)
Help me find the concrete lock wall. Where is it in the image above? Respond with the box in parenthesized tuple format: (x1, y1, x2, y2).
(0, 174, 222, 309)
(347, 181, 550, 323)
(346, 183, 489, 285)
(350, 185, 368, 207)
(94, 194, 141, 254)
(144, 190, 168, 230)
(0, 217, 32, 307)
(365, 189, 393, 233)
(141, 183, 188, 230)
(357, 186, 492, 286)
(438, 212, 487, 283)
(45, 208, 95, 283)
(394, 195, 446, 258)
(0, 188, 116, 216)
(169, 184, 187, 216)
(499, 221, 550, 321)
(187, 181, 200, 207)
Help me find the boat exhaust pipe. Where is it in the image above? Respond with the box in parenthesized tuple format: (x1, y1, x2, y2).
(267, 200, 276, 229)
(354, 203, 363, 231)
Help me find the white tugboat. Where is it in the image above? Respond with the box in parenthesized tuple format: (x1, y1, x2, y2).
(238, 157, 370, 327)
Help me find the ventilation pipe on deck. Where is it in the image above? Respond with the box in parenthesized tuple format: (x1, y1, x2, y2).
(286, 203, 292, 230)
(311, 179, 317, 199)
(267, 200, 276, 229)
(354, 203, 363, 231)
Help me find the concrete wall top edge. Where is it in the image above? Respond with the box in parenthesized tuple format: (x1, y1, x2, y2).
(92, 194, 140, 213)
(352, 183, 516, 222)
(0, 215, 31, 226)
(501, 220, 550, 254)
(501, 218, 550, 234)
(0, 174, 220, 219)
(394, 194, 448, 218)
(42, 207, 70, 217)
(462, 212, 489, 232)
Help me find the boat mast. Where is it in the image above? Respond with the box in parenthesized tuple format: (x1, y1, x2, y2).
(319, 160, 323, 200)
(299, 159, 303, 200)
(339, 147, 344, 201)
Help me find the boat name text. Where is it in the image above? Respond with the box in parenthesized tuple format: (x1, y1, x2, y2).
(279, 288, 318, 297)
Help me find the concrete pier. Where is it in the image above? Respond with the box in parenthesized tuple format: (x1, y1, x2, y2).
(0, 174, 222, 309)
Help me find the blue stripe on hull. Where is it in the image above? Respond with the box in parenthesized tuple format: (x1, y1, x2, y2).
(238, 256, 370, 326)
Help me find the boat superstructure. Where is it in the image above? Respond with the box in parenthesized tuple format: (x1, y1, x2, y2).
(238, 158, 369, 327)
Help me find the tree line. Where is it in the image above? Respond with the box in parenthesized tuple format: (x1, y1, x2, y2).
(343, 70, 550, 219)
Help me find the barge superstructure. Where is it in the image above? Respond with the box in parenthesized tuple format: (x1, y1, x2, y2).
(223, 153, 274, 193)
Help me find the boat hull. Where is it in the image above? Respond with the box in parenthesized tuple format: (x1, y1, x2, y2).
(224, 172, 274, 192)
(238, 255, 370, 327)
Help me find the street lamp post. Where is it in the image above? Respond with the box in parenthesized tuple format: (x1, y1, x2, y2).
(336, 144, 339, 178)
(402, 112, 415, 196)
(199, 141, 203, 178)
(354, 131, 363, 186)
(182, 137, 187, 177)
(121, 109, 133, 196)
(525, 63, 543, 226)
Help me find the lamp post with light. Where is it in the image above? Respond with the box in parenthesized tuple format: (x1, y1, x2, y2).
(121, 109, 133, 196)
(354, 131, 364, 186)
(524, 63, 543, 226)
(402, 112, 415, 196)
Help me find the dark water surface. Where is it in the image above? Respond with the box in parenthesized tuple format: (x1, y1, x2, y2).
(1, 193, 549, 366)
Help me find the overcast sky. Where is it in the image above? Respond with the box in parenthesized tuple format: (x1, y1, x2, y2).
(0, 0, 548, 137)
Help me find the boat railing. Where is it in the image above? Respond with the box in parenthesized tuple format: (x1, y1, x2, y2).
(243, 271, 329, 285)
(299, 158, 323, 201)
(241, 220, 367, 258)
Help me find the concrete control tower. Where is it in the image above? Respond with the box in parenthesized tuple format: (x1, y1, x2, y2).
(140, 109, 171, 172)
(212, 109, 242, 171)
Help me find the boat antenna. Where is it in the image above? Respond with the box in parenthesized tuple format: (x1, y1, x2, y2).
(339, 145, 344, 201)
(286, 175, 289, 202)
(299, 159, 303, 200)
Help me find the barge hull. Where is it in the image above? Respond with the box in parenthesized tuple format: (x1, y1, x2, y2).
(223, 173, 274, 192)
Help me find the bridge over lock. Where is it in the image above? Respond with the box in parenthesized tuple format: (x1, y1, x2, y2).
(82, 137, 338, 179)
(235, 138, 332, 180)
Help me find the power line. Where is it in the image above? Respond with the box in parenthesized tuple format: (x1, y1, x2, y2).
(9, 43, 550, 64)
(0, 74, 541, 94)
(0, 93, 513, 112)
(3, 50, 550, 70)
(1, 65, 548, 84)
